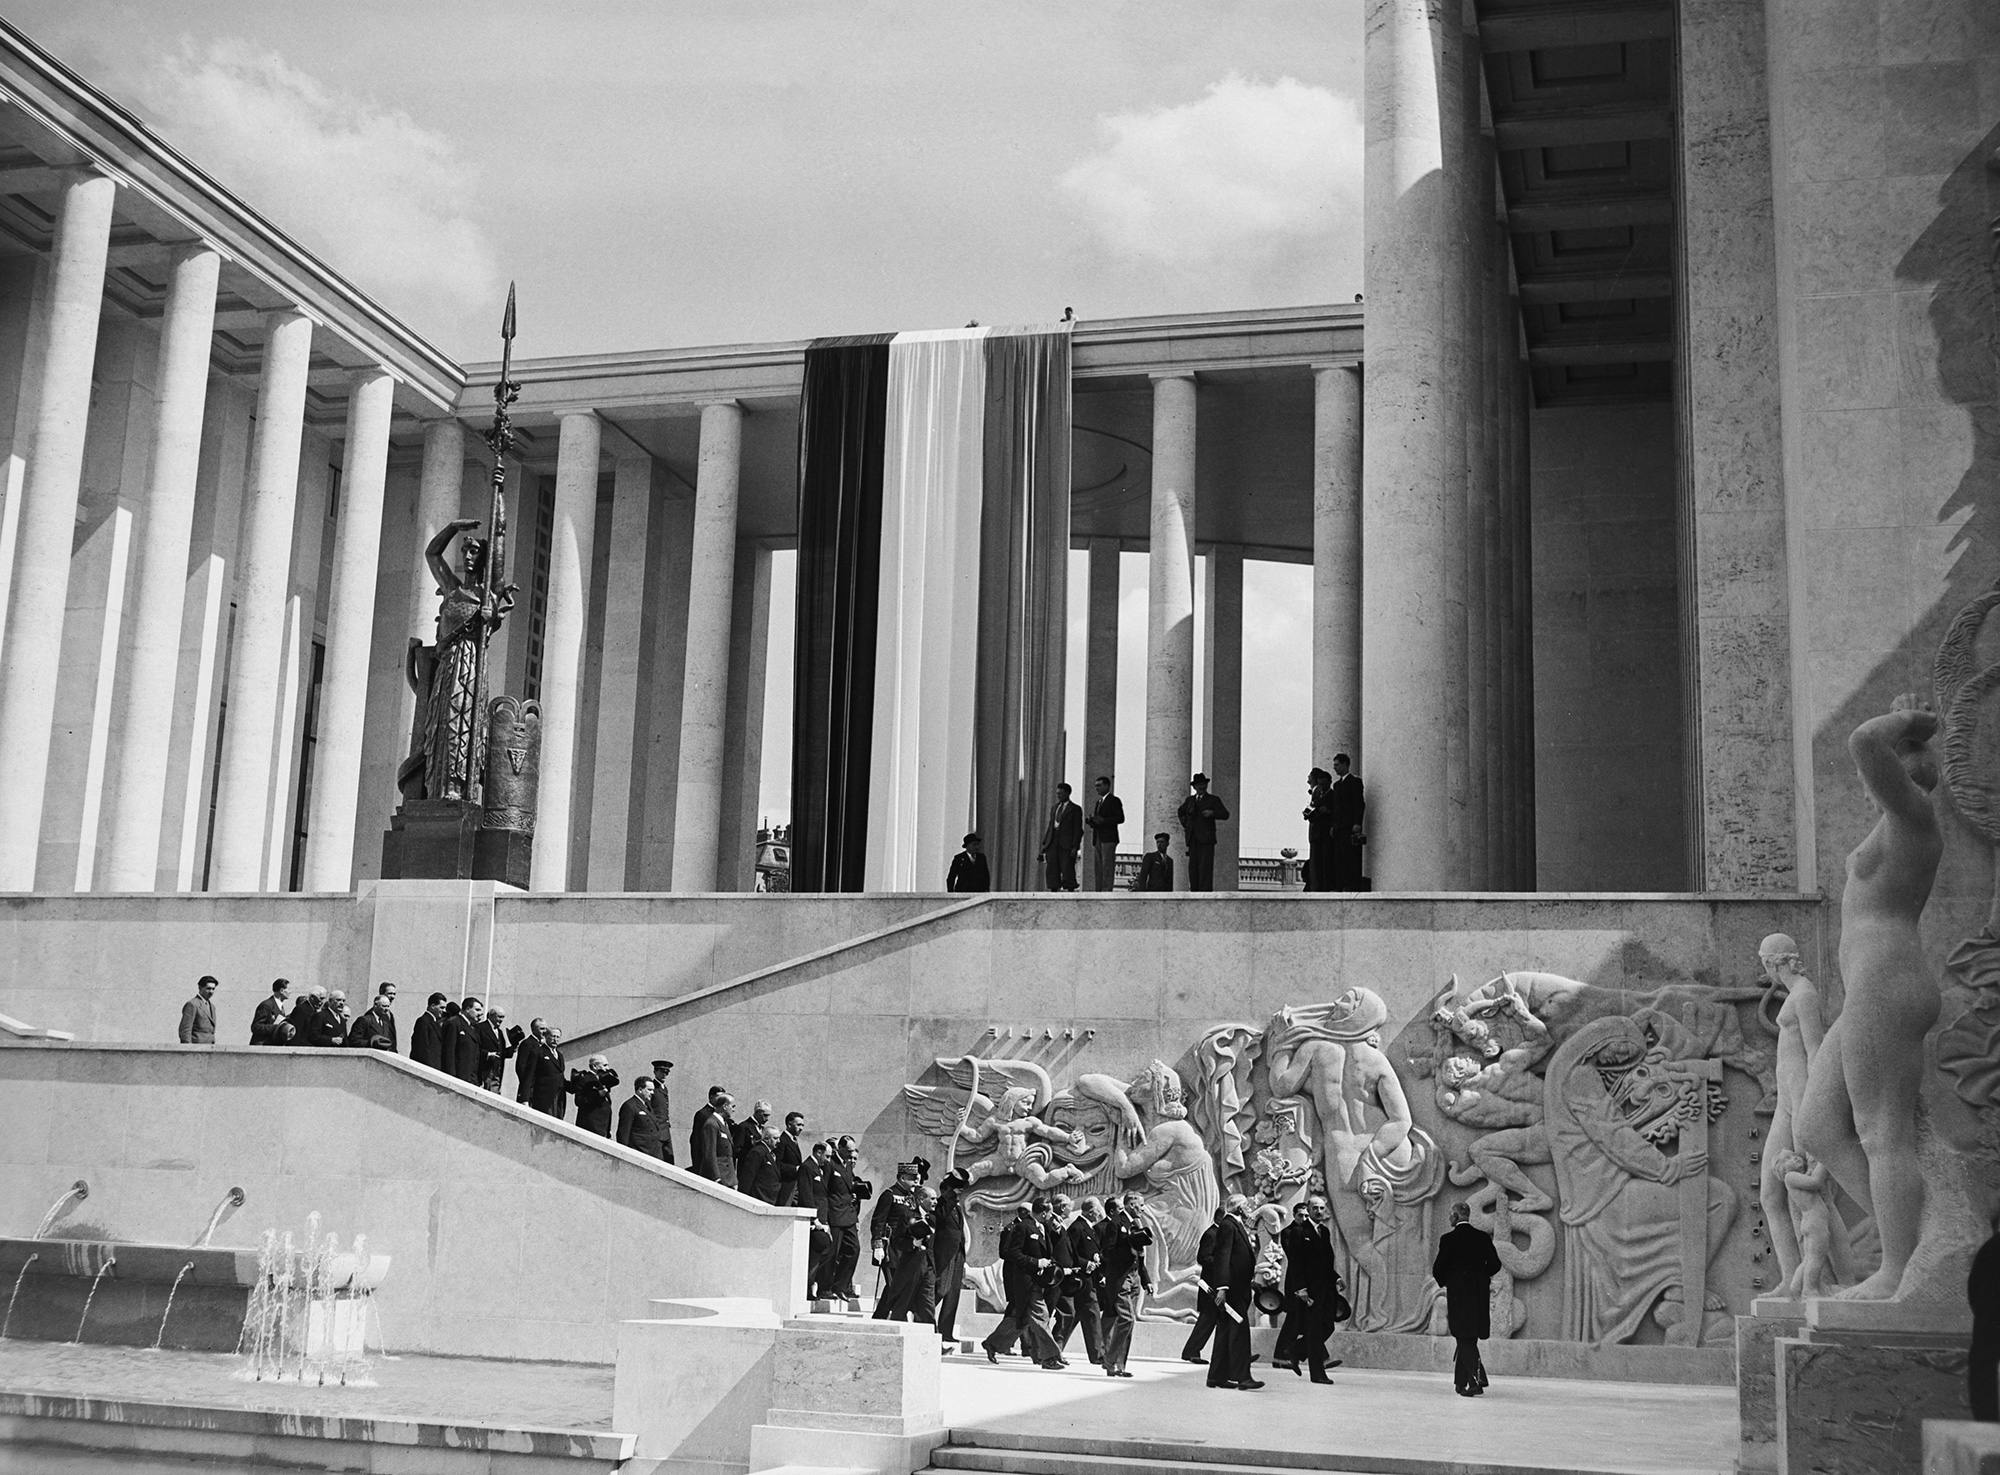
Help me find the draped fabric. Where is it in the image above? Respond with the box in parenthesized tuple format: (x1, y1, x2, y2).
(791, 324, 1071, 893)
(791, 335, 892, 894)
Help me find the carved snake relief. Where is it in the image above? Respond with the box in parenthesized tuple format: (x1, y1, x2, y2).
(1933, 576, 2000, 841)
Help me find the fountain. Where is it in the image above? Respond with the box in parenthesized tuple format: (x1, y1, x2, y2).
(33, 1180, 87, 1239)
(72, 1256, 114, 1342)
(153, 1261, 196, 1350)
(1, 1251, 36, 1338)
(237, 1214, 388, 1385)
(193, 1187, 245, 1248)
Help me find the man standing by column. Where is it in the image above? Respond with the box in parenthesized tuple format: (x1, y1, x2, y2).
(1177, 774, 1231, 892)
(1136, 832, 1174, 891)
(1038, 783, 1084, 892)
(1329, 753, 1367, 891)
(1085, 776, 1125, 892)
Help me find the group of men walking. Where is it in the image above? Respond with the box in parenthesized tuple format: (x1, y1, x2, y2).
(978, 1192, 1156, 1377)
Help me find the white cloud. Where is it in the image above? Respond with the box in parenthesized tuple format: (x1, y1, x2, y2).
(135, 39, 500, 320)
(1058, 75, 1361, 270)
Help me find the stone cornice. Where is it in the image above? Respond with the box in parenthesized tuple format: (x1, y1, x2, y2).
(0, 17, 463, 413)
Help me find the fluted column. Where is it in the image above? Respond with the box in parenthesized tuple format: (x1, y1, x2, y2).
(532, 411, 601, 891)
(0, 170, 115, 890)
(208, 309, 314, 890)
(102, 245, 222, 892)
(1360, 0, 1454, 890)
(301, 369, 395, 891)
(1312, 364, 1363, 769)
(671, 400, 744, 892)
(1143, 373, 1197, 891)
(1082, 535, 1120, 889)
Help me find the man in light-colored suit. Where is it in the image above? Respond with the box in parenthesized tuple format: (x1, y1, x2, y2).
(178, 976, 218, 1044)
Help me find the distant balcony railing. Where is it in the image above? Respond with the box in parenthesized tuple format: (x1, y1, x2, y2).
(1111, 853, 1303, 891)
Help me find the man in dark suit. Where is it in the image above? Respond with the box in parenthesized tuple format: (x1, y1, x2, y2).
(178, 975, 219, 1044)
(689, 1086, 731, 1180)
(1328, 753, 1366, 891)
(617, 1076, 671, 1159)
(292, 986, 327, 1046)
(1049, 1193, 1103, 1364)
(648, 1060, 676, 1164)
(1302, 767, 1336, 892)
(1432, 1201, 1503, 1396)
(569, 1054, 618, 1135)
(931, 1167, 971, 1344)
(249, 978, 293, 1046)
(870, 1160, 935, 1321)
(982, 1198, 1065, 1368)
(477, 1005, 522, 1092)
(1096, 1193, 1154, 1377)
(345, 984, 398, 1050)
(1038, 783, 1084, 892)
(306, 989, 350, 1047)
(740, 1122, 782, 1202)
(1177, 773, 1231, 892)
(1084, 776, 1125, 892)
(777, 1111, 808, 1205)
(797, 1140, 833, 1301)
(946, 833, 990, 893)
(515, 1018, 567, 1116)
(409, 992, 448, 1069)
(1180, 1208, 1225, 1362)
(1202, 1195, 1261, 1389)
(732, 1099, 774, 1173)
(822, 1135, 872, 1302)
(443, 998, 483, 1083)
(1135, 832, 1174, 891)
(1274, 1196, 1343, 1382)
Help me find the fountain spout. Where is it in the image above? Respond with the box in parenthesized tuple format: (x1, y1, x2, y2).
(193, 1187, 246, 1248)
(33, 1180, 87, 1239)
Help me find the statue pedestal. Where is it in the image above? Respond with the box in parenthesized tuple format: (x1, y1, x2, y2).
(472, 826, 532, 889)
(381, 801, 533, 887)
(1739, 1302, 1808, 1472)
(1776, 1303, 1972, 1474)
(380, 799, 479, 879)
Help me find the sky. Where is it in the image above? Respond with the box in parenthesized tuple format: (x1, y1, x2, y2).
(16, 2, 1362, 852)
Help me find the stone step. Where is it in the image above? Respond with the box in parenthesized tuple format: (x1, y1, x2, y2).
(931, 1428, 1701, 1475)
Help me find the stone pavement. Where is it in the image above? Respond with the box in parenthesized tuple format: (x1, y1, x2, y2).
(939, 1352, 1738, 1475)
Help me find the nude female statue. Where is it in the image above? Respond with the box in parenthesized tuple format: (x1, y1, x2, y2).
(1796, 696, 1943, 1300)
(1754, 934, 1833, 1294)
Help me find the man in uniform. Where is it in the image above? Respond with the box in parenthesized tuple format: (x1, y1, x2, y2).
(870, 1160, 936, 1322)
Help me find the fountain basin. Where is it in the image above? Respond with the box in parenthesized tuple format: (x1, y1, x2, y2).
(0, 1238, 260, 1351)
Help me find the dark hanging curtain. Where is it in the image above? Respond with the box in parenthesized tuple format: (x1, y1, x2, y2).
(973, 329, 1072, 891)
(790, 335, 893, 893)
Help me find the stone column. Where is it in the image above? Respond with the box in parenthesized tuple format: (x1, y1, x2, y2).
(1312, 365, 1363, 769)
(586, 452, 655, 890)
(1360, 0, 1455, 891)
(301, 370, 395, 892)
(671, 400, 744, 893)
(0, 170, 115, 890)
(531, 411, 601, 891)
(1082, 536, 1120, 888)
(1144, 373, 1197, 890)
(1511, 342, 1535, 887)
(1463, 62, 1496, 891)
(101, 244, 221, 892)
(1203, 544, 1243, 892)
(207, 310, 314, 890)
(717, 540, 773, 891)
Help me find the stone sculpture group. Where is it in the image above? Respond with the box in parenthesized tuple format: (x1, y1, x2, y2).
(904, 580, 2000, 1346)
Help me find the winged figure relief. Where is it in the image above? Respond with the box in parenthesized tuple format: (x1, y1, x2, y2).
(902, 1055, 1089, 1197)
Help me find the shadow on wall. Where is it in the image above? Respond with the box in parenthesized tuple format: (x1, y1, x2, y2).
(1813, 124, 2000, 971)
